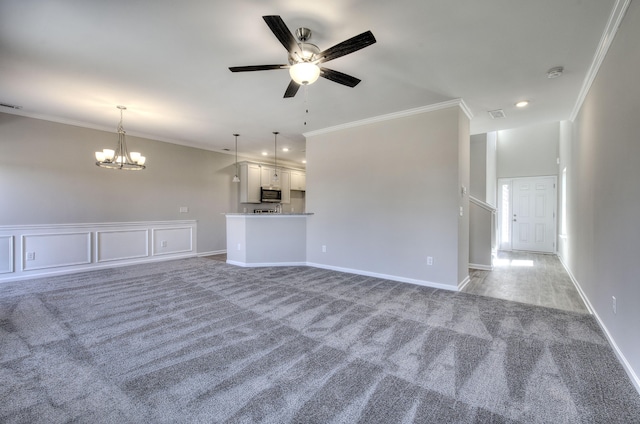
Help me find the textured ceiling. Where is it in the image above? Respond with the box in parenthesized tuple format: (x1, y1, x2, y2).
(0, 0, 618, 167)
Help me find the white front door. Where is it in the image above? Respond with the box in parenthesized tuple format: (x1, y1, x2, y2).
(512, 176, 556, 253)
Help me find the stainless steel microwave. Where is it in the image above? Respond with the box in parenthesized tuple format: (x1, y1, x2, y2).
(261, 187, 282, 203)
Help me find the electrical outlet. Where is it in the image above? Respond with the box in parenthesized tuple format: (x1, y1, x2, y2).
(237, 243, 241, 251)
(322, 245, 327, 253)
(26, 251, 36, 261)
(612, 296, 617, 315)
(161, 241, 167, 247)
(427, 256, 433, 266)
(179, 206, 188, 213)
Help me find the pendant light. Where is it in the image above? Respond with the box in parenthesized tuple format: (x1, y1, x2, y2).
(95, 106, 146, 170)
(232, 133, 240, 183)
(272, 131, 279, 184)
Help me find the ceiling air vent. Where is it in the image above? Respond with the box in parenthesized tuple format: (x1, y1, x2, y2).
(488, 109, 506, 119)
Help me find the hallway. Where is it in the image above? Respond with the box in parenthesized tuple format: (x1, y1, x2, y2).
(463, 251, 589, 314)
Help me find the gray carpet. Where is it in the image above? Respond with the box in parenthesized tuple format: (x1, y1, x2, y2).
(1, 258, 639, 423)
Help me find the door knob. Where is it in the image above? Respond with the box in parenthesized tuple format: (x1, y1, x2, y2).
(513, 218, 517, 222)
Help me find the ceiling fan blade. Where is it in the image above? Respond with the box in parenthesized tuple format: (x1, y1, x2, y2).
(320, 68, 361, 87)
(284, 80, 301, 98)
(263, 15, 301, 55)
(229, 65, 287, 72)
(316, 30, 376, 63)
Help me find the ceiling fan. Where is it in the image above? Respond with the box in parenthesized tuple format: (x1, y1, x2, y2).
(229, 15, 376, 98)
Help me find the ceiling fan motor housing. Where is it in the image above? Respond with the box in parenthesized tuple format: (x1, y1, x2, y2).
(229, 16, 376, 97)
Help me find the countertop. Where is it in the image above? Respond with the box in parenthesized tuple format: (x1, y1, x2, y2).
(225, 213, 314, 216)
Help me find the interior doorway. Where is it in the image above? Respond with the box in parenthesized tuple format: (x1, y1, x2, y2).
(497, 176, 557, 253)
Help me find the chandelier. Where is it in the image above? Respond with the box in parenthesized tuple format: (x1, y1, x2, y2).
(95, 106, 146, 170)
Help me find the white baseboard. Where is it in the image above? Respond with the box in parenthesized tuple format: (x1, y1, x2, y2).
(305, 262, 459, 292)
(198, 250, 226, 257)
(458, 275, 471, 291)
(226, 260, 306, 267)
(469, 263, 493, 271)
(557, 255, 640, 395)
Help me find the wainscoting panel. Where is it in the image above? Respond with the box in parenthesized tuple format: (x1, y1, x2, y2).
(97, 229, 149, 263)
(0, 235, 14, 274)
(22, 232, 91, 271)
(152, 226, 193, 256)
(0, 220, 197, 283)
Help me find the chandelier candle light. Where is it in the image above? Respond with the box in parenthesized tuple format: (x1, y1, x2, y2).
(95, 106, 146, 170)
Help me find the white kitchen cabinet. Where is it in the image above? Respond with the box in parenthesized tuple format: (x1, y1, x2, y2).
(261, 166, 280, 188)
(240, 162, 300, 204)
(290, 170, 306, 191)
(239, 162, 261, 203)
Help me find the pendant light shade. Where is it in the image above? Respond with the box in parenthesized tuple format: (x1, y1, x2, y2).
(232, 133, 240, 183)
(272, 131, 279, 184)
(289, 62, 321, 85)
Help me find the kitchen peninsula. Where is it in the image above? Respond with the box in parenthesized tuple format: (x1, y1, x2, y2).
(225, 213, 313, 267)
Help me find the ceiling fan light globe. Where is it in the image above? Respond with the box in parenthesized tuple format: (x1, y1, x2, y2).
(289, 62, 320, 85)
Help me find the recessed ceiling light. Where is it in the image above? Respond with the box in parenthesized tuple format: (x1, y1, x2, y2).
(262, 151, 268, 156)
(282, 147, 289, 152)
(302, 160, 307, 164)
(515, 100, 529, 108)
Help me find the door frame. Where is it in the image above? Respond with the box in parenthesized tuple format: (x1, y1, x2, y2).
(497, 176, 557, 253)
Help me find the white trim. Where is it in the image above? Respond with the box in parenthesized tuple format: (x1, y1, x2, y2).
(468, 263, 493, 271)
(0, 109, 303, 168)
(226, 260, 307, 267)
(469, 196, 497, 213)
(95, 229, 149, 263)
(0, 220, 197, 231)
(21, 232, 92, 271)
(557, 255, 640, 395)
(0, 107, 220, 153)
(198, 250, 226, 257)
(0, 235, 15, 274)
(304, 99, 473, 138)
(569, 0, 631, 121)
(0, 253, 198, 284)
(305, 262, 459, 292)
(0, 220, 197, 283)
(458, 275, 472, 290)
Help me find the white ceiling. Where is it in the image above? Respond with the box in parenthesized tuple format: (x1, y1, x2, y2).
(0, 0, 618, 168)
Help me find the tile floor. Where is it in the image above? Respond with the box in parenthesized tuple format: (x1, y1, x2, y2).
(205, 251, 589, 314)
(463, 250, 589, 314)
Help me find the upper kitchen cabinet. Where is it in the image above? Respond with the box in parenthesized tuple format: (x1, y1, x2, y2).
(261, 166, 280, 188)
(239, 162, 261, 203)
(290, 170, 306, 191)
(238, 161, 304, 204)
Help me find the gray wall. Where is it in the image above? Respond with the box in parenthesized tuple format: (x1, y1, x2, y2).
(306, 106, 469, 289)
(497, 122, 559, 178)
(470, 132, 497, 206)
(470, 134, 487, 201)
(486, 132, 497, 206)
(561, 0, 640, 385)
(0, 113, 238, 254)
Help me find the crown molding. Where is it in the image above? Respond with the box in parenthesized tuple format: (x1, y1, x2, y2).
(303, 98, 473, 138)
(0, 107, 217, 152)
(569, 0, 631, 122)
